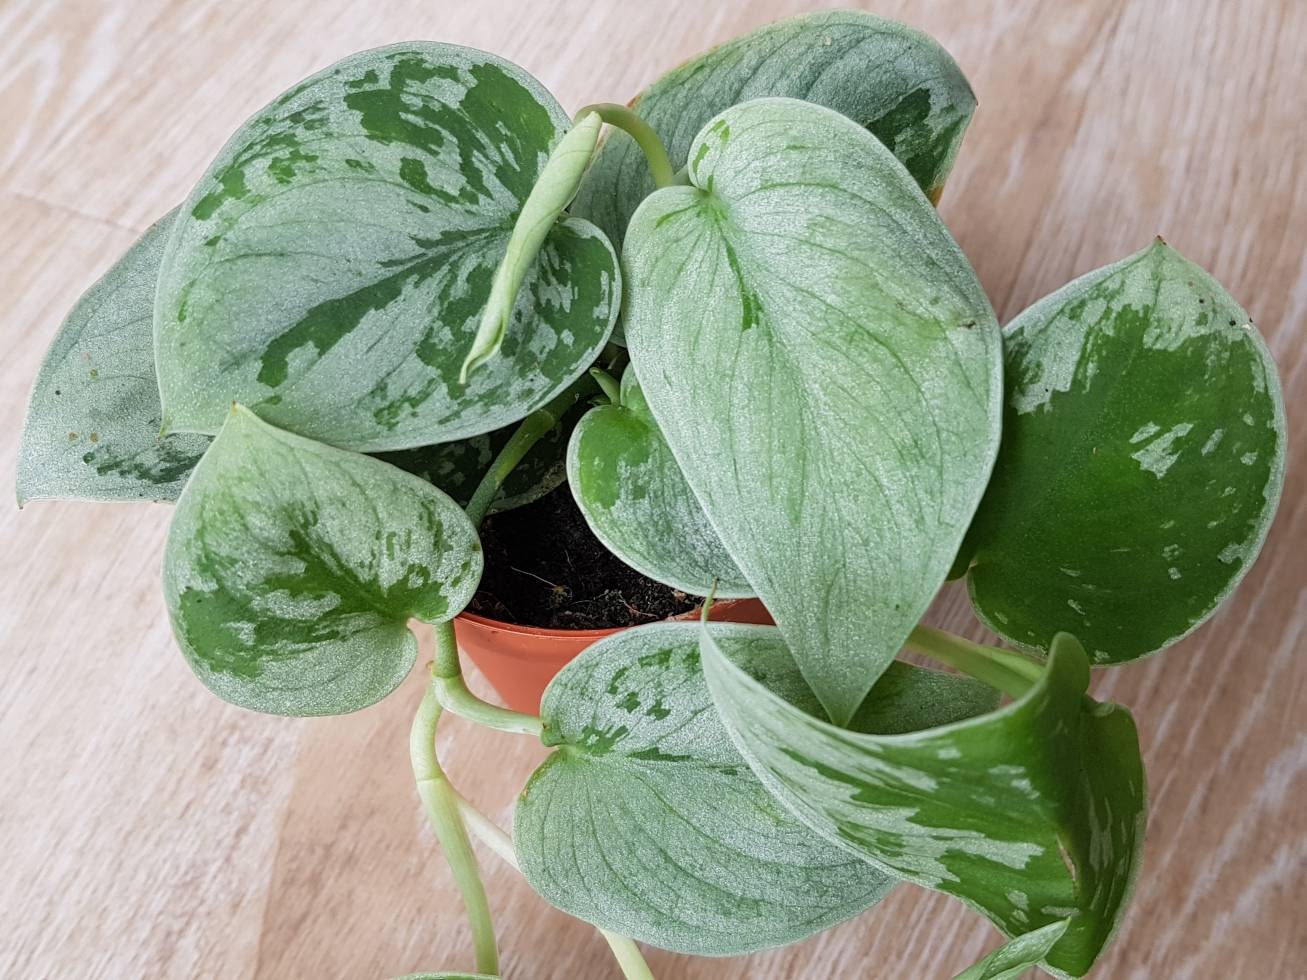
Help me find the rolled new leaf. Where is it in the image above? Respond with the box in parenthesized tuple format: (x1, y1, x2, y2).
(701, 629, 1145, 978)
(573, 9, 976, 258)
(513, 621, 998, 955)
(17, 210, 210, 503)
(567, 365, 751, 597)
(953, 918, 1070, 980)
(958, 241, 1286, 662)
(155, 43, 618, 451)
(622, 98, 1002, 724)
(163, 405, 482, 715)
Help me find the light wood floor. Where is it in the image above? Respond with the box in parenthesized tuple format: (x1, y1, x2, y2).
(2, 1, 1304, 977)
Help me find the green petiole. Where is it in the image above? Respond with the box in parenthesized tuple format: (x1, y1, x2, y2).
(409, 681, 500, 975)
(905, 625, 1044, 699)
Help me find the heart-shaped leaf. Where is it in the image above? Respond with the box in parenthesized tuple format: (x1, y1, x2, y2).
(622, 98, 1002, 724)
(567, 365, 751, 597)
(17, 210, 210, 504)
(163, 405, 482, 715)
(380, 372, 598, 514)
(514, 621, 998, 955)
(958, 241, 1286, 662)
(953, 919, 1070, 980)
(702, 630, 1146, 978)
(155, 43, 618, 451)
(573, 9, 976, 259)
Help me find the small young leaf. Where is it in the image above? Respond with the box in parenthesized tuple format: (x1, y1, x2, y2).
(960, 241, 1286, 662)
(380, 372, 597, 514)
(953, 919, 1070, 980)
(701, 630, 1146, 978)
(514, 622, 996, 955)
(17, 210, 210, 503)
(393, 974, 497, 980)
(622, 98, 1002, 724)
(163, 405, 482, 716)
(567, 365, 751, 597)
(573, 9, 976, 259)
(156, 43, 618, 451)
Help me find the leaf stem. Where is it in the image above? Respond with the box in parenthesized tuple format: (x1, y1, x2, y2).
(432, 622, 544, 737)
(409, 682, 499, 975)
(574, 103, 676, 190)
(905, 626, 1044, 699)
(463, 383, 588, 528)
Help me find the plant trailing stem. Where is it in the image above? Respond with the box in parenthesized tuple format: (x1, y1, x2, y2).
(409, 682, 499, 975)
(432, 622, 544, 736)
(906, 626, 1044, 699)
(574, 102, 676, 189)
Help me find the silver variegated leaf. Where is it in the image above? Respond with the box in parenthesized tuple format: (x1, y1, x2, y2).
(17, 210, 210, 503)
(958, 241, 1286, 663)
(702, 629, 1145, 978)
(156, 43, 618, 451)
(567, 365, 750, 597)
(163, 405, 482, 715)
(513, 621, 998, 955)
(622, 98, 1001, 724)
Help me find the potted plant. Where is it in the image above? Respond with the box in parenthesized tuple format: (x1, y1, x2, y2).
(16, 11, 1285, 979)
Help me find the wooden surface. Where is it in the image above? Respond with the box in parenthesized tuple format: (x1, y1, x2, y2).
(2, 1, 1304, 977)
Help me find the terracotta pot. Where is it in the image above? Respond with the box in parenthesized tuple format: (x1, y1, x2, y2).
(454, 598, 773, 714)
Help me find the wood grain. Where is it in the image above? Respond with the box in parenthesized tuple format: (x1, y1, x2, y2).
(1, 1, 1303, 977)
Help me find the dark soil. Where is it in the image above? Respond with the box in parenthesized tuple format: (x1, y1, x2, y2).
(469, 485, 700, 630)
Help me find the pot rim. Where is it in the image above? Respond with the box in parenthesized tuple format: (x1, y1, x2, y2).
(454, 596, 756, 640)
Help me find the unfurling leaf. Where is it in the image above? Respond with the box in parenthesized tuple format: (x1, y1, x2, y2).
(514, 622, 998, 955)
(953, 918, 1070, 980)
(156, 43, 618, 451)
(17, 210, 210, 503)
(573, 9, 976, 260)
(567, 365, 751, 597)
(622, 98, 1001, 724)
(702, 630, 1145, 978)
(959, 241, 1285, 663)
(461, 110, 604, 380)
(163, 405, 482, 715)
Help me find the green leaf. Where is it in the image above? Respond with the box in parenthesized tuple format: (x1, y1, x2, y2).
(155, 43, 619, 451)
(17, 211, 210, 504)
(953, 919, 1071, 980)
(379, 372, 597, 514)
(567, 365, 751, 597)
(515, 621, 998, 955)
(572, 9, 975, 263)
(393, 974, 497, 980)
(622, 98, 1002, 724)
(162, 405, 482, 715)
(959, 241, 1286, 662)
(701, 630, 1146, 978)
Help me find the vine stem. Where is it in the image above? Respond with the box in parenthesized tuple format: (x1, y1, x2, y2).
(409, 682, 499, 975)
(433, 621, 543, 736)
(905, 625, 1044, 699)
(450, 779, 656, 980)
(463, 382, 589, 528)
(574, 102, 676, 189)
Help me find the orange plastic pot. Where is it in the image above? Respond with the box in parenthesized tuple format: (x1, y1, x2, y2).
(454, 598, 773, 714)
